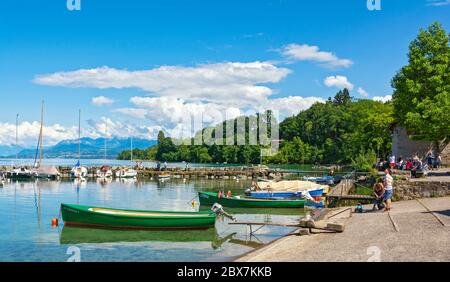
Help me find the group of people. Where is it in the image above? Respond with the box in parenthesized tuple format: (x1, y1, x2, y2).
(376, 150, 442, 178)
(156, 161, 168, 171)
(372, 168, 394, 212)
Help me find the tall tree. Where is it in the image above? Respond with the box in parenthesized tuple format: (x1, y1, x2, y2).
(392, 21, 450, 150)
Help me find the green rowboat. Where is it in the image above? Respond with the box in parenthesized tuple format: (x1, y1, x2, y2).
(198, 192, 305, 208)
(61, 203, 216, 230)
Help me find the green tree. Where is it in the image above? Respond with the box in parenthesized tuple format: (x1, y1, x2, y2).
(392, 21, 450, 150)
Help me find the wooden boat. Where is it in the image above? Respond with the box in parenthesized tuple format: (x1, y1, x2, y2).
(198, 192, 305, 208)
(246, 187, 324, 199)
(60, 226, 218, 244)
(158, 173, 171, 180)
(61, 203, 217, 230)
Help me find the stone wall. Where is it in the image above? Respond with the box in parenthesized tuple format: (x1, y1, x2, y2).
(394, 180, 450, 201)
(440, 143, 450, 166)
(391, 126, 449, 166)
(391, 126, 431, 159)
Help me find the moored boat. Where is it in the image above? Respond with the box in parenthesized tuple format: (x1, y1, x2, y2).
(61, 203, 217, 230)
(198, 191, 305, 208)
(7, 167, 36, 180)
(158, 173, 171, 180)
(115, 167, 137, 178)
(246, 180, 325, 199)
(96, 165, 113, 178)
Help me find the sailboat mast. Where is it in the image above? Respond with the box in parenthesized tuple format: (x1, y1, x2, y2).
(130, 136, 133, 163)
(78, 109, 81, 164)
(39, 101, 44, 166)
(15, 113, 19, 162)
(104, 120, 107, 164)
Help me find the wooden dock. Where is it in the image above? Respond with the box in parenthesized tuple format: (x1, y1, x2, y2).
(326, 177, 375, 206)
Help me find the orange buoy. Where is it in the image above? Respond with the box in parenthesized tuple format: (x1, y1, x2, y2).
(51, 218, 59, 227)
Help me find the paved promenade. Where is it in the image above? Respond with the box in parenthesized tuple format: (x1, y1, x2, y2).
(236, 197, 450, 262)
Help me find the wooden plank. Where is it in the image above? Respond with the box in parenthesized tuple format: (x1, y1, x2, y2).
(388, 211, 399, 232)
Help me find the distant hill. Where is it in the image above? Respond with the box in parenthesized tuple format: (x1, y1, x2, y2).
(4, 137, 156, 159)
(0, 145, 28, 157)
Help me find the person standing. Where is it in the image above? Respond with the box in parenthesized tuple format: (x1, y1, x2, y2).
(383, 169, 394, 211)
(426, 150, 434, 171)
(389, 154, 396, 169)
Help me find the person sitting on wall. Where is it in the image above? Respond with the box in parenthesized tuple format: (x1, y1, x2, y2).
(411, 159, 423, 178)
(405, 158, 413, 170)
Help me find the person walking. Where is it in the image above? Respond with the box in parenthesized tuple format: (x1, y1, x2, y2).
(383, 169, 394, 211)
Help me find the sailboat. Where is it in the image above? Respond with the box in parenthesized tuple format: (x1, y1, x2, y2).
(115, 136, 138, 179)
(7, 113, 36, 180)
(96, 119, 113, 178)
(70, 109, 88, 180)
(32, 101, 61, 180)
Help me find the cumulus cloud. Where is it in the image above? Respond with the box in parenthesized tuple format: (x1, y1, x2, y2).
(372, 95, 392, 103)
(0, 121, 78, 147)
(324, 75, 354, 90)
(256, 96, 326, 120)
(357, 87, 369, 97)
(34, 62, 291, 107)
(0, 118, 163, 146)
(281, 44, 353, 68)
(91, 96, 114, 106)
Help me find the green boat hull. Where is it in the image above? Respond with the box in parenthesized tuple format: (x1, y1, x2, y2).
(198, 192, 305, 208)
(61, 203, 216, 230)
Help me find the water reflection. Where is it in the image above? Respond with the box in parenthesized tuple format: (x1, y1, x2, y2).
(0, 178, 306, 261)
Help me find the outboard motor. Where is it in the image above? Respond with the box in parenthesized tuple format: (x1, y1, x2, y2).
(244, 188, 252, 195)
(211, 203, 236, 221)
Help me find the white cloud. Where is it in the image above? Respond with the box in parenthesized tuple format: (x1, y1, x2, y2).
(86, 117, 162, 140)
(0, 118, 163, 146)
(357, 87, 369, 97)
(34, 62, 291, 107)
(0, 121, 78, 147)
(324, 75, 354, 90)
(281, 44, 353, 68)
(426, 0, 450, 6)
(91, 96, 114, 106)
(256, 96, 326, 120)
(372, 95, 392, 103)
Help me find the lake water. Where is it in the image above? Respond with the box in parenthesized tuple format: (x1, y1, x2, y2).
(0, 178, 306, 262)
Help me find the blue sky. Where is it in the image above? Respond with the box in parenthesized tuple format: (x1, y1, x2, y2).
(0, 0, 449, 146)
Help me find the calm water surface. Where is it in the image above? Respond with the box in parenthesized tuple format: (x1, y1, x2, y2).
(0, 178, 306, 262)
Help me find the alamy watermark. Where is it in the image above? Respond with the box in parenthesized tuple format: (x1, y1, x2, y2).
(169, 110, 280, 156)
(366, 246, 381, 262)
(367, 0, 381, 11)
(67, 0, 81, 11)
(66, 246, 81, 262)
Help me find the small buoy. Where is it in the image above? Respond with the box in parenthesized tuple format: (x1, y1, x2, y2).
(226, 191, 231, 198)
(217, 191, 223, 198)
(51, 218, 59, 227)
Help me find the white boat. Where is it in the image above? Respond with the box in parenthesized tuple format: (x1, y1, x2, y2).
(97, 120, 112, 178)
(71, 165, 88, 179)
(71, 110, 88, 179)
(97, 165, 113, 178)
(115, 167, 137, 178)
(31, 101, 60, 180)
(115, 136, 138, 179)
